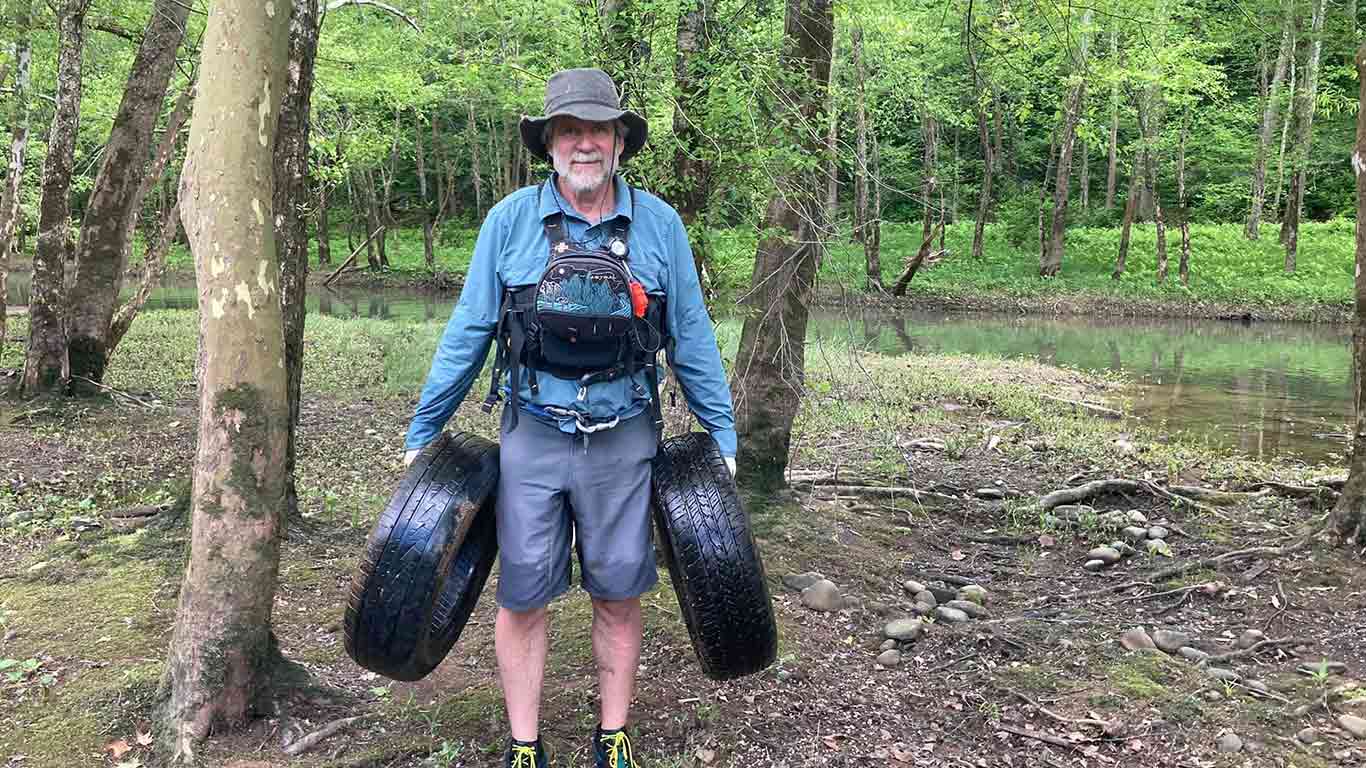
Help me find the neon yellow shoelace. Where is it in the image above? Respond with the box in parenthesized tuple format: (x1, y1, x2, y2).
(510, 744, 540, 768)
(599, 731, 639, 768)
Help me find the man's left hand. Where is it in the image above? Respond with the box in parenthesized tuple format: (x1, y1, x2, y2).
(724, 456, 736, 478)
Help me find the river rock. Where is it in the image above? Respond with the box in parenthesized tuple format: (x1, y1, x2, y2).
(1098, 510, 1129, 529)
(801, 580, 842, 612)
(1237, 629, 1266, 649)
(1216, 733, 1243, 753)
(945, 599, 989, 619)
(935, 606, 971, 624)
(912, 601, 934, 616)
(1152, 629, 1190, 653)
(783, 571, 825, 592)
(1179, 646, 1210, 663)
(957, 585, 989, 605)
(876, 649, 902, 667)
(1087, 546, 1122, 565)
(915, 590, 938, 608)
(1297, 727, 1320, 745)
(1128, 510, 1149, 524)
(928, 586, 958, 604)
(884, 618, 925, 642)
(1340, 715, 1366, 740)
(1147, 526, 1170, 540)
(1120, 627, 1156, 651)
(1083, 559, 1107, 572)
(903, 579, 926, 595)
(880, 639, 897, 651)
(974, 488, 1005, 500)
(1206, 667, 1242, 683)
(1122, 526, 1149, 542)
(1244, 680, 1270, 695)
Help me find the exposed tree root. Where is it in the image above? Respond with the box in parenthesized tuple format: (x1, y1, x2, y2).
(1203, 637, 1307, 665)
(1040, 477, 1338, 516)
(283, 715, 368, 756)
(1038, 479, 1142, 511)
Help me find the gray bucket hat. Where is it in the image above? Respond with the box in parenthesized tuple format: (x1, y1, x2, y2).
(519, 68, 648, 163)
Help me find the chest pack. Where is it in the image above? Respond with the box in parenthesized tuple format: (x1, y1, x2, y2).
(481, 185, 667, 434)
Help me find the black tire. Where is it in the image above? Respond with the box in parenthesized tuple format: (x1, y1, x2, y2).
(344, 431, 499, 681)
(651, 432, 778, 680)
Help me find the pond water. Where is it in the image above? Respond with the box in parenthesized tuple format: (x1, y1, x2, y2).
(5, 272, 1351, 465)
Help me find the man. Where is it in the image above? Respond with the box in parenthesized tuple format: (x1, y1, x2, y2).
(402, 68, 736, 768)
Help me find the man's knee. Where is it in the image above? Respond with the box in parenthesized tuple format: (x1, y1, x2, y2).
(591, 597, 641, 628)
(499, 604, 549, 630)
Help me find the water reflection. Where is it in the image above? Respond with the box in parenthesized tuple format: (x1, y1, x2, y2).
(5, 271, 1351, 464)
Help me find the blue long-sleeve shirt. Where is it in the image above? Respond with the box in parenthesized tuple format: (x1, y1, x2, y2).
(404, 174, 738, 457)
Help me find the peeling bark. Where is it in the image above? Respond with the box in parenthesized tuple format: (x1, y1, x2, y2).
(731, 0, 833, 487)
(0, 0, 33, 362)
(1334, 43, 1366, 547)
(68, 0, 191, 387)
(158, 0, 291, 759)
(23, 0, 85, 394)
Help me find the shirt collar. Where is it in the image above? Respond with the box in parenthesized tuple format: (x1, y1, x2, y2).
(539, 173, 633, 224)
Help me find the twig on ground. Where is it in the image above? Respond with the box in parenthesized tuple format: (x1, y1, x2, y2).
(1262, 579, 1289, 632)
(1111, 583, 1212, 604)
(918, 572, 977, 587)
(282, 715, 367, 756)
(1147, 533, 1317, 584)
(1155, 590, 1193, 615)
(1006, 688, 1120, 734)
(1204, 637, 1306, 665)
(996, 724, 1096, 750)
(70, 376, 158, 408)
(929, 652, 979, 673)
(811, 485, 958, 503)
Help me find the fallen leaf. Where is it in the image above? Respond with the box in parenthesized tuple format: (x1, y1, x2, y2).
(823, 735, 842, 751)
(1038, 534, 1056, 548)
(135, 730, 153, 746)
(950, 549, 966, 561)
(106, 740, 131, 759)
(694, 748, 715, 763)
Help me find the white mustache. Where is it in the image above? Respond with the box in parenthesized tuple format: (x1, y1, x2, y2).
(571, 153, 603, 163)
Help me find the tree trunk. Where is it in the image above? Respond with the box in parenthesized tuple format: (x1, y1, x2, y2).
(950, 126, 961, 223)
(992, 86, 1005, 179)
(0, 0, 33, 362)
(867, 127, 882, 287)
(274, 0, 320, 524)
(316, 176, 331, 265)
(1079, 138, 1089, 211)
(731, 0, 833, 487)
(1282, 0, 1325, 273)
(67, 0, 190, 388)
(1332, 43, 1366, 547)
(1042, 58, 1088, 277)
(972, 101, 993, 260)
(1105, 29, 1119, 209)
(852, 26, 869, 246)
(917, 115, 938, 269)
(381, 109, 400, 225)
(1177, 115, 1190, 286)
(431, 116, 447, 222)
(415, 119, 434, 270)
(1115, 164, 1138, 279)
(672, 0, 714, 282)
(364, 169, 385, 268)
(467, 103, 484, 218)
(1247, 0, 1294, 240)
(23, 0, 85, 395)
(157, 0, 290, 759)
(1273, 54, 1297, 231)
(1037, 127, 1059, 266)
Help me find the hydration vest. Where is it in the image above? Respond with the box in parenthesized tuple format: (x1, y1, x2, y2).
(481, 184, 667, 435)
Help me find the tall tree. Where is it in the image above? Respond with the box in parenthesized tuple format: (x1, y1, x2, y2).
(731, 0, 833, 485)
(1331, 42, 1366, 547)
(67, 0, 191, 388)
(1280, 0, 1326, 272)
(0, 0, 33, 364)
(1105, 30, 1119, 210)
(158, 0, 290, 759)
(671, 0, 714, 281)
(22, 0, 90, 394)
(1040, 8, 1092, 277)
(275, 0, 322, 522)
(1246, 0, 1294, 240)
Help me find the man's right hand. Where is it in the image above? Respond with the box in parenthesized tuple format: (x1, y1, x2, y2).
(404, 448, 421, 466)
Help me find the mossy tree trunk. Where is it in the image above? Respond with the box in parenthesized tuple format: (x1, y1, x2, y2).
(1332, 43, 1366, 547)
(274, 0, 321, 522)
(66, 0, 190, 388)
(1246, 0, 1293, 241)
(0, 0, 33, 363)
(1280, 0, 1324, 273)
(158, 0, 290, 760)
(731, 0, 833, 487)
(23, 0, 86, 395)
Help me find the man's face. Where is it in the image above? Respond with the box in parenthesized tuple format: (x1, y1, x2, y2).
(548, 116, 623, 197)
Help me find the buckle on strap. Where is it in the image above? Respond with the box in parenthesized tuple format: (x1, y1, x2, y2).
(544, 406, 620, 433)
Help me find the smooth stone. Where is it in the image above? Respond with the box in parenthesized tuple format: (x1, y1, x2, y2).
(783, 571, 825, 592)
(935, 606, 971, 624)
(880, 639, 897, 651)
(1245, 680, 1269, 694)
(903, 580, 926, 595)
(1299, 661, 1350, 677)
(915, 590, 938, 608)
(1083, 559, 1107, 572)
(1128, 510, 1149, 524)
(974, 488, 1005, 500)
(945, 599, 988, 618)
(957, 585, 989, 605)
(866, 601, 892, 616)
(1147, 526, 1170, 540)
(1178, 646, 1209, 663)
(1340, 715, 1366, 740)
(1087, 546, 1122, 565)
(928, 586, 958, 604)
(884, 618, 925, 642)
(1122, 526, 1150, 542)
(1206, 667, 1242, 682)
(1237, 629, 1266, 649)
(1120, 627, 1156, 651)
(876, 649, 902, 667)
(1216, 733, 1243, 753)
(800, 580, 843, 612)
(912, 602, 934, 616)
(1152, 629, 1190, 653)
(1297, 727, 1320, 745)
(1146, 539, 1172, 556)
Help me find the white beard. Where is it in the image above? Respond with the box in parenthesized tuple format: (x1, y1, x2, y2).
(553, 151, 613, 196)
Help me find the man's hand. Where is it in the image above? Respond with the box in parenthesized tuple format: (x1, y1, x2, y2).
(724, 456, 736, 478)
(404, 448, 421, 466)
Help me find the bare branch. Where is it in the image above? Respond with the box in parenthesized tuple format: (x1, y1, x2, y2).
(322, 0, 420, 31)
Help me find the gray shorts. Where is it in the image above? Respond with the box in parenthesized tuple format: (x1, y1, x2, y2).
(494, 409, 659, 611)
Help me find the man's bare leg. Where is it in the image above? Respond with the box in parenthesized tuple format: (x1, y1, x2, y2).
(591, 597, 642, 730)
(495, 605, 549, 741)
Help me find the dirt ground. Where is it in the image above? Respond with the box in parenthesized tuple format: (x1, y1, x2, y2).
(1, 351, 1363, 768)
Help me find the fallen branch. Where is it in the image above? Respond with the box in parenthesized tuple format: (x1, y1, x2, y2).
(996, 724, 1096, 750)
(1167, 485, 1272, 506)
(810, 485, 958, 504)
(322, 227, 383, 287)
(1147, 533, 1316, 584)
(1039, 479, 1141, 511)
(282, 715, 367, 756)
(1203, 637, 1306, 666)
(1038, 394, 1123, 420)
(1241, 480, 1340, 497)
(1006, 688, 1120, 735)
(928, 651, 979, 673)
(70, 376, 158, 408)
(1110, 582, 1214, 604)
